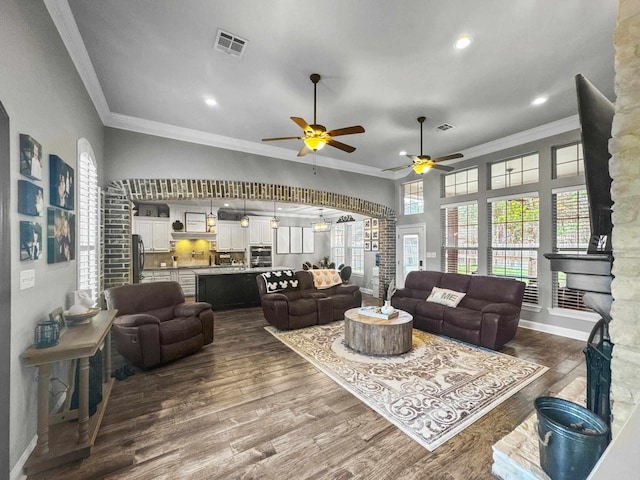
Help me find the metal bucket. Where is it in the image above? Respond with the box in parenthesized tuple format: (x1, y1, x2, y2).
(535, 397, 609, 480)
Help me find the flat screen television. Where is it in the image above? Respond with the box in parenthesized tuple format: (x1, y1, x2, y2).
(575, 74, 614, 254)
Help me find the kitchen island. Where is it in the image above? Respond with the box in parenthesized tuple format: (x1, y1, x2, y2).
(195, 267, 292, 311)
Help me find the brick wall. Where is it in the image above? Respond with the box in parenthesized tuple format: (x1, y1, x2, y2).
(609, 1, 640, 435)
(103, 179, 396, 297)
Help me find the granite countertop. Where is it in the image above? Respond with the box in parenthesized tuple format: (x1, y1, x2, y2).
(143, 265, 244, 271)
(193, 266, 293, 275)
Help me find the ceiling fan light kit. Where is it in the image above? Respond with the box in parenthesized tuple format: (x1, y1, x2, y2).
(383, 116, 463, 175)
(262, 73, 365, 157)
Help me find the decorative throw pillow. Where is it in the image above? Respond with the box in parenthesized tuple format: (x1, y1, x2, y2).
(310, 269, 342, 289)
(261, 270, 299, 293)
(426, 287, 466, 307)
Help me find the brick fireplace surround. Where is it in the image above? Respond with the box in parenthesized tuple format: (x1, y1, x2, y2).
(609, 0, 640, 435)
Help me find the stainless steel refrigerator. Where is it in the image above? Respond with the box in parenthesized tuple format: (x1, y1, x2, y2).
(132, 234, 145, 283)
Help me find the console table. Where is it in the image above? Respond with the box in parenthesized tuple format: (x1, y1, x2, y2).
(22, 309, 116, 475)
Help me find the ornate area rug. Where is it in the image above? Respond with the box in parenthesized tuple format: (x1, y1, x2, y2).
(266, 321, 548, 451)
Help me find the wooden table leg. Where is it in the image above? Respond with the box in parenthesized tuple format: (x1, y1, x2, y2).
(103, 330, 112, 384)
(35, 363, 51, 456)
(77, 357, 89, 444)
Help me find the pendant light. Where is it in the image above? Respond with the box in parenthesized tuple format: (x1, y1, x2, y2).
(270, 202, 280, 229)
(312, 208, 331, 233)
(240, 199, 250, 228)
(206, 198, 216, 232)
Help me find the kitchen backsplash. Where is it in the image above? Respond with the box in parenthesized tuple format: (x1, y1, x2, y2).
(145, 239, 246, 268)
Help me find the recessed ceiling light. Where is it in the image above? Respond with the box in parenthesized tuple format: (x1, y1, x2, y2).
(531, 96, 547, 106)
(455, 35, 472, 49)
(277, 207, 282, 210)
(205, 97, 217, 106)
(223, 203, 230, 207)
(399, 150, 407, 156)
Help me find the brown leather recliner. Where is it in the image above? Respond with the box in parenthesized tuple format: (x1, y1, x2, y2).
(105, 281, 214, 369)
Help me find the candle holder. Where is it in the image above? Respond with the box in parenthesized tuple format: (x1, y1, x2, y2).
(34, 319, 60, 348)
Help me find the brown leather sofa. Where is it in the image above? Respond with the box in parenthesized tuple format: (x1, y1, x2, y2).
(391, 271, 525, 350)
(256, 270, 362, 330)
(105, 281, 214, 369)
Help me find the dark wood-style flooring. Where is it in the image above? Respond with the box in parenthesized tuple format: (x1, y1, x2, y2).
(29, 294, 587, 479)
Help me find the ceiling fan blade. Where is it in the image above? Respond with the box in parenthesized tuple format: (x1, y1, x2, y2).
(382, 164, 413, 172)
(406, 154, 430, 162)
(327, 125, 365, 137)
(291, 117, 312, 132)
(431, 153, 464, 162)
(431, 164, 455, 172)
(262, 136, 302, 142)
(297, 144, 313, 157)
(327, 139, 356, 153)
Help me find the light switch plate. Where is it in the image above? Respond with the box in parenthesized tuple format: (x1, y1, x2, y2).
(20, 269, 35, 290)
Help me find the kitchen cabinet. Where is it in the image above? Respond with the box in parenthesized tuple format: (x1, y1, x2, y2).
(133, 218, 170, 252)
(178, 270, 196, 296)
(249, 218, 273, 245)
(217, 221, 246, 251)
(140, 269, 171, 283)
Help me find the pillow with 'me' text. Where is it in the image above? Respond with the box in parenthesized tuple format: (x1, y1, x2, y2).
(426, 287, 466, 307)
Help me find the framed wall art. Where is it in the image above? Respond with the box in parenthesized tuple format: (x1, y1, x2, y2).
(371, 240, 379, 251)
(276, 226, 290, 254)
(371, 218, 379, 228)
(47, 207, 75, 263)
(20, 134, 43, 180)
(49, 154, 74, 210)
(185, 211, 206, 232)
(290, 226, 303, 254)
(302, 227, 314, 253)
(20, 221, 42, 261)
(364, 240, 371, 251)
(18, 180, 44, 216)
(364, 219, 371, 229)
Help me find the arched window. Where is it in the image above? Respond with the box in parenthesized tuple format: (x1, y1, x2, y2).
(77, 138, 99, 301)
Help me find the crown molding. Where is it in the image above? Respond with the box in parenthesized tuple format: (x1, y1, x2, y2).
(50, 1, 580, 182)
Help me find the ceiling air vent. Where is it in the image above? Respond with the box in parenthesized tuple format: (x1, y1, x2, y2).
(435, 123, 455, 131)
(215, 29, 248, 57)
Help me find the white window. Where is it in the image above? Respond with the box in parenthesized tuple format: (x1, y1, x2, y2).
(490, 154, 539, 189)
(554, 143, 584, 179)
(444, 168, 478, 197)
(77, 139, 99, 302)
(331, 224, 345, 267)
(403, 180, 424, 215)
(331, 222, 363, 275)
(441, 202, 478, 274)
(488, 194, 539, 304)
(552, 187, 591, 311)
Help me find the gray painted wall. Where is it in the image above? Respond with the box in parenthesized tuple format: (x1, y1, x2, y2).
(395, 129, 598, 336)
(1, 0, 104, 472)
(104, 128, 397, 209)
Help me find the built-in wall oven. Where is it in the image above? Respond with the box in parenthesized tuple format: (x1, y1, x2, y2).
(250, 246, 272, 268)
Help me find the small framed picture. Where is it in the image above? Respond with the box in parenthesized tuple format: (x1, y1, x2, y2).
(49, 307, 65, 330)
(49, 155, 74, 210)
(371, 240, 379, 251)
(364, 240, 371, 251)
(372, 229, 379, 240)
(364, 229, 371, 240)
(185, 212, 206, 232)
(364, 218, 371, 229)
(371, 218, 379, 228)
(20, 221, 43, 261)
(18, 180, 44, 216)
(47, 207, 76, 264)
(20, 134, 43, 181)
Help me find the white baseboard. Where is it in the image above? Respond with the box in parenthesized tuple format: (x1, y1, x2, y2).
(361, 288, 373, 296)
(519, 319, 590, 342)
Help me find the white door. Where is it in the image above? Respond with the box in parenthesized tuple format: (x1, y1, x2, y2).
(396, 224, 426, 288)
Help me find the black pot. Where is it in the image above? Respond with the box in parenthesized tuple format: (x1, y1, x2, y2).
(172, 220, 184, 232)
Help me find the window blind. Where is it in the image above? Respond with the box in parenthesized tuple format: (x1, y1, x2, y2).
(78, 149, 99, 301)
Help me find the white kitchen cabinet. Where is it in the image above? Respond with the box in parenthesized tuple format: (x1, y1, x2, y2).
(249, 218, 273, 245)
(217, 221, 246, 251)
(133, 218, 170, 252)
(140, 269, 171, 283)
(178, 270, 196, 296)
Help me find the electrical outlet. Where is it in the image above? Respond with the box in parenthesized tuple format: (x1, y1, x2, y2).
(20, 269, 35, 290)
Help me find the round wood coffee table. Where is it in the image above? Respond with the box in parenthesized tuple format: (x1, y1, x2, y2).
(344, 307, 413, 356)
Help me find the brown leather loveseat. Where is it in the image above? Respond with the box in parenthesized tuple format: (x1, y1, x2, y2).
(105, 281, 214, 369)
(391, 271, 525, 350)
(256, 269, 361, 330)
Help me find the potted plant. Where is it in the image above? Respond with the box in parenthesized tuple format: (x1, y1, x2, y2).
(381, 280, 396, 315)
